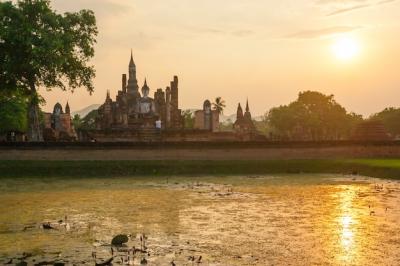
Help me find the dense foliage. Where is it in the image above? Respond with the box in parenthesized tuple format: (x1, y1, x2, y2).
(72, 110, 98, 130)
(0, 0, 98, 140)
(0, 0, 98, 93)
(265, 91, 362, 140)
(0, 93, 28, 133)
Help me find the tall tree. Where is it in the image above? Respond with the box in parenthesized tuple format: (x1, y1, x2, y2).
(0, 0, 98, 141)
(212, 97, 226, 115)
(266, 91, 362, 141)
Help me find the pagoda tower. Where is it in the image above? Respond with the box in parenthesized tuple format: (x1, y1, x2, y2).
(127, 50, 140, 97)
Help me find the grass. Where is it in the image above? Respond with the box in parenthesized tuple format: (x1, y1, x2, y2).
(1, 159, 400, 179)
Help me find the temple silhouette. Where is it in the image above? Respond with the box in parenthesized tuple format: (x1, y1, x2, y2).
(80, 51, 264, 142)
(96, 51, 183, 131)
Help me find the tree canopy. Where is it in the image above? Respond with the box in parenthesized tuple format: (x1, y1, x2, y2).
(266, 91, 362, 140)
(0, 0, 98, 140)
(0, 0, 98, 94)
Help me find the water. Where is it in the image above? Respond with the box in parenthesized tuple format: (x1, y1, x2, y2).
(0, 175, 399, 265)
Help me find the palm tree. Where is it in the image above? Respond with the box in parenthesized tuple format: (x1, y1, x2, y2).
(212, 97, 226, 115)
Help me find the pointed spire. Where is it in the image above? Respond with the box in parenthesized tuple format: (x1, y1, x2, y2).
(65, 101, 70, 114)
(244, 98, 252, 121)
(106, 90, 110, 99)
(129, 49, 135, 66)
(237, 103, 243, 119)
(142, 78, 150, 97)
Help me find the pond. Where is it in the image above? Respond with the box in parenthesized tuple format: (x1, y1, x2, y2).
(0, 174, 399, 265)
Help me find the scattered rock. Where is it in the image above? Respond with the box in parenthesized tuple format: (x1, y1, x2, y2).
(41, 223, 56, 230)
(111, 234, 130, 246)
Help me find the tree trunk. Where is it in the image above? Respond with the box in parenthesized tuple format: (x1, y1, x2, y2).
(27, 85, 43, 142)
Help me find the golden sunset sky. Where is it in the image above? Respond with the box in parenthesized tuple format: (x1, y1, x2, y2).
(41, 0, 400, 117)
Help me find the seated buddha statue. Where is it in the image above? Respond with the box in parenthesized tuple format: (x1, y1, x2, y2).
(138, 79, 156, 115)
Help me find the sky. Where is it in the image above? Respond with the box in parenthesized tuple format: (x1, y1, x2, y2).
(40, 0, 400, 117)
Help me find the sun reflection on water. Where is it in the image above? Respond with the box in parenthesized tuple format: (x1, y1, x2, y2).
(340, 216, 353, 248)
(0, 176, 399, 265)
(336, 186, 359, 264)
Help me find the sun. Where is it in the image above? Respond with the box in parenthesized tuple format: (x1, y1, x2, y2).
(332, 37, 361, 61)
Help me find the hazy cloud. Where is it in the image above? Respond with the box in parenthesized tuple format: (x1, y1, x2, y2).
(377, 0, 397, 4)
(52, 0, 131, 17)
(326, 4, 370, 15)
(319, 0, 399, 16)
(285, 26, 362, 39)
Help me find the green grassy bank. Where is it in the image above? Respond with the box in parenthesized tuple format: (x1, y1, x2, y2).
(1, 159, 400, 179)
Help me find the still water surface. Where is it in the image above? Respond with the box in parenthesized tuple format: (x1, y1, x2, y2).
(0, 175, 399, 265)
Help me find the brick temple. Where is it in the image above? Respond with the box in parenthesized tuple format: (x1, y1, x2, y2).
(95, 51, 183, 131)
(43, 102, 76, 141)
(82, 51, 265, 142)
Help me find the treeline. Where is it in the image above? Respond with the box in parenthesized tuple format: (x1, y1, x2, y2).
(219, 90, 400, 141)
(263, 91, 362, 141)
(261, 91, 400, 140)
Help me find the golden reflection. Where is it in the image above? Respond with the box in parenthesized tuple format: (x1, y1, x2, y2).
(0, 176, 397, 265)
(340, 215, 353, 248)
(336, 186, 359, 263)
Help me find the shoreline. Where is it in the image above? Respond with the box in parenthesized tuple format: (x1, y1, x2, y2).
(1, 159, 400, 179)
(2, 142, 400, 161)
